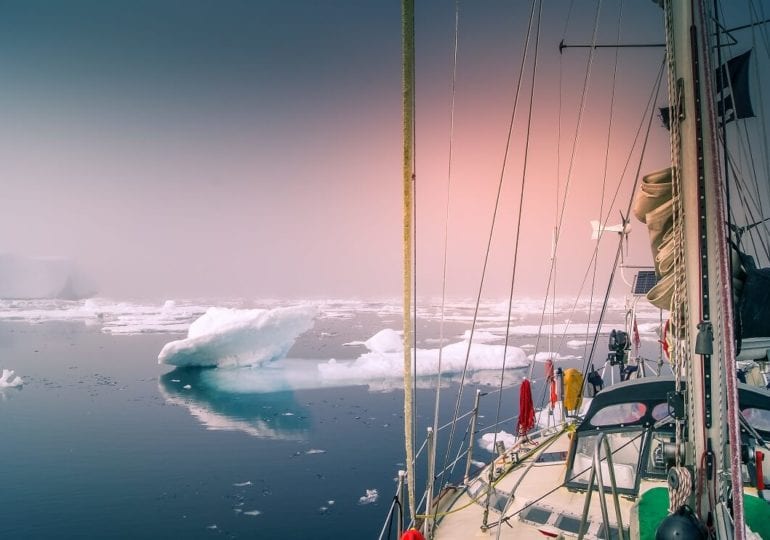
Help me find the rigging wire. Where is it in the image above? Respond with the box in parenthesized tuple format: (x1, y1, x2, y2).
(533, 59, 667, 410)
(483, 0, 544, 523)
(578, 62, 664, 394)
(583, 0, 625, 382)
(526, 0, 603, 384)
(437, 0, 539, 494)
(427, 0, 461, 526)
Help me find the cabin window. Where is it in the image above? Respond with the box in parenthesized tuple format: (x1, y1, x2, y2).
(589, 402, 647, 427)
(742, 408, 770, 432)
(567, 430, 644, 492)
(520, 505, 551, 525)
(651, 402, 671, 422)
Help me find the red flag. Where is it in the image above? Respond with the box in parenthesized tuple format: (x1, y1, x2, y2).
(517, 379, 536, 436)
(658, 319, 670, 360)
(545, 359, 557, 407)
(633, 318, 641, 352)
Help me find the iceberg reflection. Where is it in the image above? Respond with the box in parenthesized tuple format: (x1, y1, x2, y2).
(159, 368, 310, 440)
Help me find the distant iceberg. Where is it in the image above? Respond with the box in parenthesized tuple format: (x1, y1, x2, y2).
(0, 253, 96, 299)
(158, 305, 317, 368)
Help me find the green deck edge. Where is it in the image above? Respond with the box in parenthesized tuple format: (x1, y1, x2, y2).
(637, 487, 770, 539)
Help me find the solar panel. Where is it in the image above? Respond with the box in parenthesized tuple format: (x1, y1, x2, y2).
(633, 270, 658, 295)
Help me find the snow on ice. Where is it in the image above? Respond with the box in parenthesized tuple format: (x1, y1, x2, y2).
(158, 305, 317, 368)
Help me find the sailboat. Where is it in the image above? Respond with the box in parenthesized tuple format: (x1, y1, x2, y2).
(382, 1, 770, 539)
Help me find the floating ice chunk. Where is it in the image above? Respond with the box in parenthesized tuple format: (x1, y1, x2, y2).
(243, 510, 261, 516)
(479, 430, 517, 452)
(364, 329, 402, 353)
(0, 369, 23, 388)
(305, 449, 326, 455)
(528, 351, 580, 362)
(566, 340, 588, 348)
(358, 489, 379, 505)
(158, 305, 317, 368)
(183, 384, 192, 390)
(233, 481, 252, 487)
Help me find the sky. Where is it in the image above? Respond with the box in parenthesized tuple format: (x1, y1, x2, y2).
(0, 1, 752, 301)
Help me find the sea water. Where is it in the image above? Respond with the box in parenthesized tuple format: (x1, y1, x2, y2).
(0, 299, 660, 538)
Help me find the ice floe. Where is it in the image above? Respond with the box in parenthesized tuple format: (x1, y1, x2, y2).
(158, 305, 317, 368)
(479, 430, 517, 452)
(0, 369, 23, 388)
(358, 489, 378, 505)
(318, 333, 527, 381)
(528, 351, 580, 362)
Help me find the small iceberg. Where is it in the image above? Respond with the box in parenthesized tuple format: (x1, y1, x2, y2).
(158, 305, 317, 368)
(0, 369, 23, 388)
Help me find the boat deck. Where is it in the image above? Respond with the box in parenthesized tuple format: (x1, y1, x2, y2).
(431, 427, 663, 539)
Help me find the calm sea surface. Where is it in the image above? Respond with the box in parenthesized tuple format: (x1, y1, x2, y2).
(0, 301, 646, 538)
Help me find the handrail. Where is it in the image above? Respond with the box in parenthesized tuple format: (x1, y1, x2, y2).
(577, 432, 626, 540)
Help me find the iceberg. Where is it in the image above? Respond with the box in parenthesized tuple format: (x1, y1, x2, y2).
(158, 305, 317, 367)
(0, 253, 96, 299)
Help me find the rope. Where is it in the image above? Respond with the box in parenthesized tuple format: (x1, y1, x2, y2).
(662, 0, 689, 471)
(668, 466, 693, 513)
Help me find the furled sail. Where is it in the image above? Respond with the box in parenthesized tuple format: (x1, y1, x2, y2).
(633, 167, 674, 310)
(635, 167, 770, 360)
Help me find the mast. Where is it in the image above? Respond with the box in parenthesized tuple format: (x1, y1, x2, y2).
(401, 0, 417, 523)
(664, 0, 745, 536)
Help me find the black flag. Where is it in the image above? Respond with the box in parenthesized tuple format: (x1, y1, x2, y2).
(659, 49, 754, 130)
(716, 49, 755, 122)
